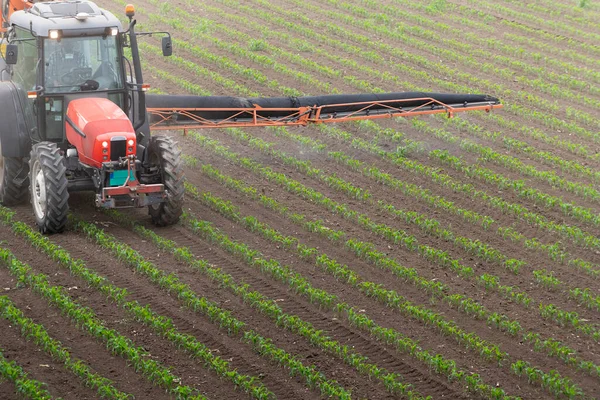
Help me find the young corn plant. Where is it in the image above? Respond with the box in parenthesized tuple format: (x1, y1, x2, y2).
(0, 296, 132, 400)
(0, 346, 53, 400)
(0, 248, 206, 399)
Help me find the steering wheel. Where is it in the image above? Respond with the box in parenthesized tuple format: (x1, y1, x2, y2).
(60, 67, 92, 85)
(91, 61, 119, 87)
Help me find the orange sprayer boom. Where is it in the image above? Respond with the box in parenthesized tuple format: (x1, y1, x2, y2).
(146, 92, 502, 132)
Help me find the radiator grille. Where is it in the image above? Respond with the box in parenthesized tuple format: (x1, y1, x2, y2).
(110, 138, 126, 161)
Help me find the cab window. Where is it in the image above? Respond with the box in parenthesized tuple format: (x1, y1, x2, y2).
(11, 27, 37, 91)
(44, 35, 123, 93)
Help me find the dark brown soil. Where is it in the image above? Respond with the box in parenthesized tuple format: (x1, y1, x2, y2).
(2, 0, 600, 399)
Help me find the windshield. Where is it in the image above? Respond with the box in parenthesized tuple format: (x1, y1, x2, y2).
(44, 35, 123, 93)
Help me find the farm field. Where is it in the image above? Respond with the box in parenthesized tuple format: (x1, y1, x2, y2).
(2, 0, 600, 398)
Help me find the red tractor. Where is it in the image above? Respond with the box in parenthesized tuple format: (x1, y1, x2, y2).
(0, 0, 183, 233)
(0, 0, 501, 234)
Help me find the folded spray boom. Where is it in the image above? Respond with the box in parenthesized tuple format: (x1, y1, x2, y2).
(146, 92, 501, 130)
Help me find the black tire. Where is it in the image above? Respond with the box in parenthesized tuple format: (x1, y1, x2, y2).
(29, 142, 69, 234)
(0, 140, 29, 206)
(147, 135, 184, 226)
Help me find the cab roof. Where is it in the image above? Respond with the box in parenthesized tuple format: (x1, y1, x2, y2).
(10, 1, 122, 37)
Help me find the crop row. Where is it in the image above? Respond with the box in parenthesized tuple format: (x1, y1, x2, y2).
(73, 215, 424, 399)
(0, 346, 53, 400)
(12, 204, 358, 398)
(313, 122, 600, 254)
(412, 119, 600, 202)
(215, 124, 600, 323)
(314, 121, 600, 279)
(443, 116, 600, 177)
(134, 12, 600, 309)
(249, 0, 598, 140)
(315, 0, 600, 110)
(149, 0, 600, 150)
(275, 125, 600, 313)
(185, 147, 600, 379)
(144, 16, 590, 260)
(459, 0, 600, 44)
(192, 183, 512, 360)
(487, 0, 599, 28)
(165, 211, 519, 399)
(138, 0, 600, 241)
(183, 131, 600, 394)
(0, 245, 207, 399)
(3, 208, 283, 398)
(164, 0, 600, 170)
(409, 0, 600, 61)
(142, 0, 600, 241)
(382, 0, 600, 75)
(214, 125, 600, 342)
(111, 210, 508, 397)
(0, 296, 132, 399)
(187, 170, 599, 398)
(336, 0, 600, 91)
(240, 0, 600, 133)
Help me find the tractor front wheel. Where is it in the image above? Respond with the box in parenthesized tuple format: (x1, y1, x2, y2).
(147, 135, 184, 226)
(29, 142, 69, 233)
(0, 141, 29, 206)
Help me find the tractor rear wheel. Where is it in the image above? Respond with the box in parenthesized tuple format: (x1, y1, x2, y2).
(29, 142, 69, 233)
(147, 135, 184, 226)
(0, 142, 29, 206)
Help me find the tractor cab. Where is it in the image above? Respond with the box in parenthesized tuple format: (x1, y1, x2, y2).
(40, 32, 127, 142)
(6, 1, 128, 142)
(0, 0, 184, 233)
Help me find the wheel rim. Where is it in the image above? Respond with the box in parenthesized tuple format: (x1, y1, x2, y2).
(31, 160, 47, 219)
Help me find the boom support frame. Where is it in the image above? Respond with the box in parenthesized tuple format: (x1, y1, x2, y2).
(147, 97, 502, 132)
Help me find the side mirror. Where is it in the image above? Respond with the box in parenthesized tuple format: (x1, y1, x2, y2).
(161, 36, 172, 57)
(5, 44, 18, 65)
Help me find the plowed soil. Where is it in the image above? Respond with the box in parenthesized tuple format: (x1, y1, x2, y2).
(1, 0, 600, 399)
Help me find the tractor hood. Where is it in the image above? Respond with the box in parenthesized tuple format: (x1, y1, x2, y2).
(66, 98, 135, 168)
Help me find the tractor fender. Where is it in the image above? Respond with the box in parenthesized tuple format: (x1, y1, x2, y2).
(0, 81, 32, 158)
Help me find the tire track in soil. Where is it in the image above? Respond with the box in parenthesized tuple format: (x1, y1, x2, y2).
(85, 206, 473, 399)
(175, 132, 598, 398)
(10, 208, 316, 400)
(41, 202, 365, 400)
(77, 221, 393, 400)
(178, 182, 561, 399)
